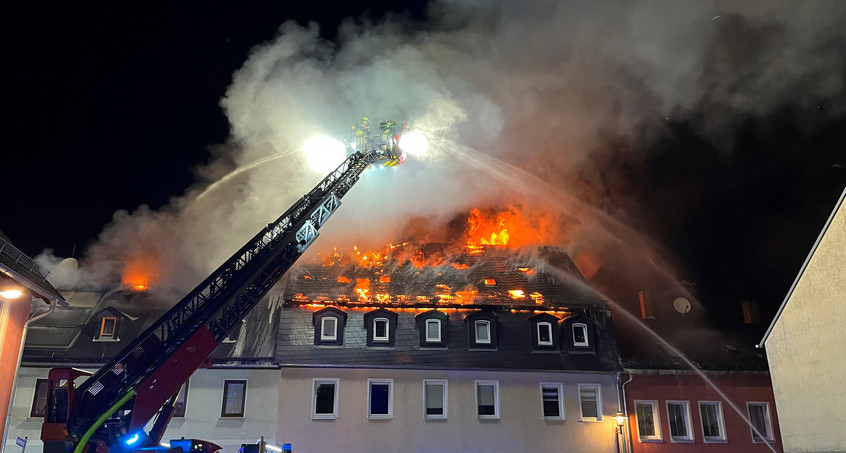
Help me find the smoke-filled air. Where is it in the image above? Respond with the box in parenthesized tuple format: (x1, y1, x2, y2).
(37, 0, 846, 314)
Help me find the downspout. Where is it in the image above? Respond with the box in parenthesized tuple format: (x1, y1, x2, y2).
(621, 373, 634, 453)
(2, 299, 56, 447)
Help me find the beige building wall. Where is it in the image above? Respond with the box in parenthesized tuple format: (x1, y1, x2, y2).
(763, 192, 846, 452)
(277, 367, 620, 453)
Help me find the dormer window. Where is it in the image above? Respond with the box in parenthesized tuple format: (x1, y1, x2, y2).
(425, 319, 441, 342)
(537, 322, 553, 346)
(321, 317, 338, 341)
(573, 323, 589, 347)
(475, 320, 491, 344)
(416, 310, 449, 348)
(467, 311, 498, 349)
(364, 309, 398, 347)
(313, 307, 347, 346)
(373, 318, 390, 342)
(100, 317, 117, 337)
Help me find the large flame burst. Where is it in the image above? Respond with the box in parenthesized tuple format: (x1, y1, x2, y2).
(465, 206, 556, 252)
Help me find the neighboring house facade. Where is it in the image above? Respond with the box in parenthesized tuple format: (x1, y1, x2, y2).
(623, 372, 782, 453)
(759, 188, 846, 453)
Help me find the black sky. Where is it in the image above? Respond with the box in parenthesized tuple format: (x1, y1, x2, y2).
(4, 2, 845, 331)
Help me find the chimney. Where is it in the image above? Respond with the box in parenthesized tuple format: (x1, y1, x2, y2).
(638, 291, 654, 319)
(742, 300, 761, 325)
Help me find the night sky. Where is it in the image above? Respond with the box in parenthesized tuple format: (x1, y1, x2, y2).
(4, 2, 845, 332)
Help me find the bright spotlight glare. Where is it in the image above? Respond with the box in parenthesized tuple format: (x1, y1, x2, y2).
(303, 135, 347, 173)
(125, 433, 140, 445)
(399, 130, 429, 157)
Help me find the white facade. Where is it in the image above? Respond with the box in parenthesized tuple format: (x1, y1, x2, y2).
(277, 367, 620, 453)
(4, 367, 281, 453)
(761, 189, 846, 452)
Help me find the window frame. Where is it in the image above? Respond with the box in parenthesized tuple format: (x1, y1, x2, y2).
(747, 402, 775, 443)
(666, 400, 694, 443)
(539, 382, 565, 420)
(320, 317, 338, 341)
(367, 379, 393, 419)
(572, 322, 589, 347)
(100, 316, 117, 337)
(30, 378, 50, 418)
(373, 317, 390, 342)
(537, 322, 553, 346)
(578, 383, 603, 421)
(634, 400, 662, 442)
(699, 401, 727, 443)
(474, 320, 492, 344)
(425, 319, 442, 343)
(220, 379, 247, 418)
(423, 379, 448, 420)
(173, 380, 189, 418)
(475, 380, 501, 420)
(311, 378, 340, 420)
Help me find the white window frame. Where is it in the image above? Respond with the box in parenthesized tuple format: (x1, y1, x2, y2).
(539, 382, 565, 420)
(747, 402, 775, 443)
(320, 317, 338, 341)
(221, 379, 247, 418)
(423, 379, 448, 420)
(578, 383, 602, 421)
(173, 380, 189, 418)
(475, 380, 500, 420)
(474, 320, 491, 344)
(373, 317, 390, 342)
(572, 322, 589, 347)
(311, 378, 339, 420)
(425, 319, 441, 343)
(699, 401, 727, 442)
(537, 322, 553, 346)
(666, 400, 694, 442)
(634, 400, 662, 442)
(367, 379, 393, 419)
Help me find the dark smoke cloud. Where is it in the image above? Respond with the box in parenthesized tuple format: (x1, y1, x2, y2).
(38, 0, 846, 316)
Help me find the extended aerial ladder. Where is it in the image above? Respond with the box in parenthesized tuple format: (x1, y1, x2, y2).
(41, 119, 409, 453)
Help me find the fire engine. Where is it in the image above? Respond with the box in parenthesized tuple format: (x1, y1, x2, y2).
(40, 120, 411, 453)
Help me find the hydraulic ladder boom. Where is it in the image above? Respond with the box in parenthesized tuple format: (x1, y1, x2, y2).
(42, 127, 405, 452)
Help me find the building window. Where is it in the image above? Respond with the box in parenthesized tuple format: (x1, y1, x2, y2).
(312, 379, 339, 419)
(634, 400, 662, 442)
(539, 382, 564, 420)
(475, 320, 491, 344)
(173, 381, 189, 418)
(321, 317, 337, 341)
(572, 323, 589, 347)
(221, 380, 247, 418)
(666, 401, 694, 442)
(578, 384, 602, 421)
(425, 319, 441, 342)
(747, 402, 775, 442)
(475, 381, 500, 419)
(368, 379, 393, 419)
(423, 380, 447, 419)
(373, 318, 389, 342)
(100, 317, 117, 337)
(30, 379, 49, 417)
(699, 401, 726, 442)
(537, 322, 553, 346)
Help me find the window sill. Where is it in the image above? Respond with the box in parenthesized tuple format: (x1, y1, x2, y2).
(311, 414, 338, 420)
(703, 438, 727, 443)
(425, 415, 448, 421)
(542, 417, 565, 422)
(669, 437, 695, 443)
(752, 439, 776, 444)
(93, 337, 120, 342)
(367, 415, 392, 420)
(578, 418, 603, 423)
(637, 438, 663, 443)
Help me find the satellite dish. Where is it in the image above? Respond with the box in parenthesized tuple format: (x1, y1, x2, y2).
(673, 297, 692, 315)
(59, 258, 79, 270)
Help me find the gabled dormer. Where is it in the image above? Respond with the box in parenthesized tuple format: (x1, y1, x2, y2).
(91, 307, 138, 342)
(364, 308, 398, 347)
(561, 315, 597, 354)
(313, 307, 347, 346)
(527, 313, 560, 351)
(466, 310, 498, 350)
(415, 310, 449, 348)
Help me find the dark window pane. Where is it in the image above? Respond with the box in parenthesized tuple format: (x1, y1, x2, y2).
(477, 384, 496, 416)
(425, 383, 444, 415)
(538, 324, 551, 343)
(101, 317, 117, 336)
(31, 379, 49, 417)
(749, 404, 769, 439)
(580, 386, 598, 418)
(315, 383, 335, 414)
(700, 404, 720, 438)
(573, 325, 587, 345)
(668, 403, 687, 437)
(374, 319, 388, 339)
(636, 403, 655, 437)
(370, 383, 389, 415)
(173, 382, 189, 418)
(221, 380, 246, 417)
(541, 386, 559, 417)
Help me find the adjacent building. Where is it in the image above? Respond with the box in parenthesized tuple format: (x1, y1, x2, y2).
(758, 188, 846, 452)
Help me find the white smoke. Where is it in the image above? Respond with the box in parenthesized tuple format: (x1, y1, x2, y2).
(39, 0, 846, 301)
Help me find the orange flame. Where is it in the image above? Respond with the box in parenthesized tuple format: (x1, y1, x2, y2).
(466, 206, 556, 250)
(122, 252, 161, 291)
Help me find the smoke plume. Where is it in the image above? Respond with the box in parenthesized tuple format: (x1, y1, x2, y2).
(39, 1, 846, 316)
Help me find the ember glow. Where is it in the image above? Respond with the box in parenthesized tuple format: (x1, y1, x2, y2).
(121, 254, 161, 291)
